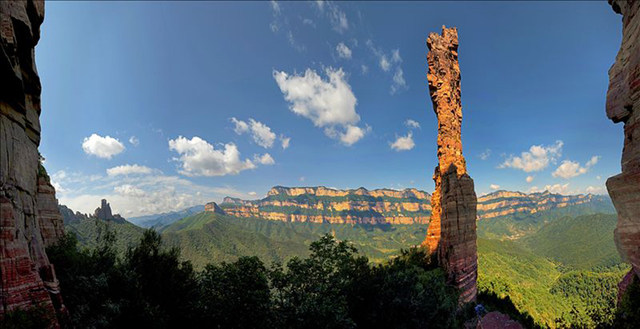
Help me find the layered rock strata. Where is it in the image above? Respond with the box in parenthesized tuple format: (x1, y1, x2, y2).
(605, 0, 640, 296)
(204, 202, 226, 215)
(0, 0, 65, 324)
(422, 26, 478, 304)
(222, 186, 432, 224)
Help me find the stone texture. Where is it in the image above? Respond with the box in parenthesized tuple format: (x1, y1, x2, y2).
(422, 26, 478, 304)
(93, 199, 126, 223)
(605, 0, 640, 288)
(204, 201, 225, 215)
(0, 0, 65, 324)
(478, 312, 523, 329)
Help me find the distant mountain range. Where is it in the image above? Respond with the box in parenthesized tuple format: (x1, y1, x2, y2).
(128, 205, 205, 228)
(217, 186, 613, 225)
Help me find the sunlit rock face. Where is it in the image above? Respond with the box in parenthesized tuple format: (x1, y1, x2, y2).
(0, 0, 65, 324)
(222, 186, 433, 224)
(606, 0, 640, 297)
(422, 26, 478, 304)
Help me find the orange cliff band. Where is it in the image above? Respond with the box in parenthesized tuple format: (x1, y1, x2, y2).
(422, 26, 479, 304)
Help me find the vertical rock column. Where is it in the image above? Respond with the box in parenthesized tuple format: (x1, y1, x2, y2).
(422, 26, 478, 304)
(1, 0, 65, 324)
(605, 0, 640, 292)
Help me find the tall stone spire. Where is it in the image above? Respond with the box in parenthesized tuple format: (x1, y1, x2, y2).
(423, 26, 478, 304)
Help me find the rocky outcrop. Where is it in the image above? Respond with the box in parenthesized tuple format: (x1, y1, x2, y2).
(0, 0, 65, 324)
(93, 199, 126, 223)
(605, 0, 640, 290)
(222, 186, 432, 224)
(204, 202, 225, 215)
(221, 186, 607, 225)
(422, 26, 478, 304)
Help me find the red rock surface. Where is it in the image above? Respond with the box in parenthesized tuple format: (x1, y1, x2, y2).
(422, 26, 478, 304)
(605, 0, 640, 289)
(478, 312, 524, 329)
(1, 0, 65, 325)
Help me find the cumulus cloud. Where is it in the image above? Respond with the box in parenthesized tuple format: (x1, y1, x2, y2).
(129, 136, 140, 146)
(254, 153, 275, 165)
(231, 118, 278, 149)
(107, 164, 153, 176)
(526, 175, 534, 183)
(390, 67, 407, 94)
(499, 141, 563, 172)
(248, 191, 258, 196)
(168, 136, 256, 177)
(273, 67, 368, 145)
(336, 42, 352, 59)
(405, 119, 420, 129)
(82, 134, 125, 159)
(390, 132, 415, 151)
(552, 156, 600, 179)
(490, 184, 500, 190)
(280, 135, 290, 149)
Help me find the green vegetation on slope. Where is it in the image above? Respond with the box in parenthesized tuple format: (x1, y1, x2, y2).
(161, 212, 426, 268)
(65, 217, 145, 254)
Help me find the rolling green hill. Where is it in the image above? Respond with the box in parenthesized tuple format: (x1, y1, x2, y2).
(64, 217, 146, 254)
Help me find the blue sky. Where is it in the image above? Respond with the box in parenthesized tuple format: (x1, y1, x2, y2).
(37, 1, 623, 217)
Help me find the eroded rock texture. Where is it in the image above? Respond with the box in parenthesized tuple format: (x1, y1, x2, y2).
(1, 0, 65, 324)
(422, 26, 478, 304)
(605, 0, 640, 291)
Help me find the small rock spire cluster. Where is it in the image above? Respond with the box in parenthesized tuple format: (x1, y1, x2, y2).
(422, 26, 478, 304)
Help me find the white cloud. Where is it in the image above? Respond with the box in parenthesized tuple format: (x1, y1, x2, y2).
(526, 175, 534, 183)
(490, 184, 500, 190)
(531, 183, 571, 195)
(499, 141, 563, 172)
(255, 153, 275, 165)
(361, 65, 368, 75)
(390, 67, 407, 94)
(366, 40, 407, 94)
(107, 164, 153, 176)
(231, 117, 249, 134)
(231, 118, 277, 149)
(552, 156, 600, 179)
(390, 132, 415, 151)
(273, 67, 368, 145)
(270, 0, 281, 15)
(336, 42, 352, 59)
(479, 149, 491, 160)
(82, 134, 125, 159)
(280, 135, 291, 149)
(328, 3, 348, 33)
(596, 175, 602, 180)
(405, 119, 420, 129)
(585, 185, 605, 194)
(248, 191, 258, 196)
(114, 184, 146, 197)
(299, 176, 306, 182)
(168, 136, 256, 177)
(129, 136, 140, 146)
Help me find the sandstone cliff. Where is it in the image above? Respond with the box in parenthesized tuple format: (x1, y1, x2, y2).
(422, 26, 478, 304)
(93, 199, 126, 224)
(222, 186, 432, 224)
(605, 0, 640, 295)
(221, 186, 607, 226)
(0, 0, 65, 324)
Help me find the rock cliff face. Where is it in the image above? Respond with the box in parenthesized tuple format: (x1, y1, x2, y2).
(0, 0, 65, 324)
(204, 202, 225, 215)
(422, 26, 478, 304)
(221, 186, 606, 225)
(605, 0, 640, 293)
(222, 186, 432, 224)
